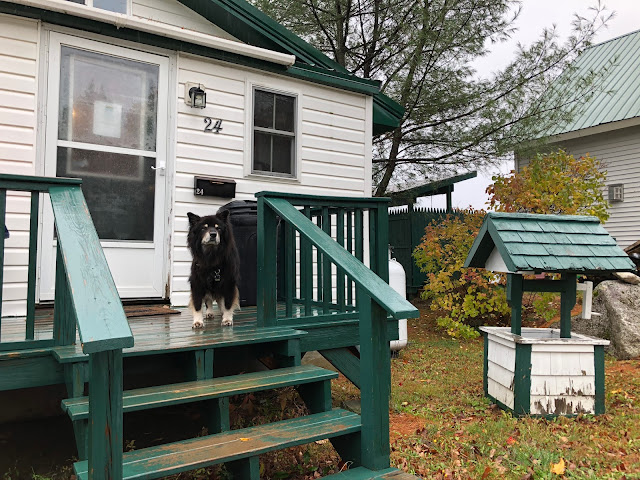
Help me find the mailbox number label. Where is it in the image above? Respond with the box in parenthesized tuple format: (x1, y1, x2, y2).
(204, 117, 223, 133)
(195, 188, 205, 196)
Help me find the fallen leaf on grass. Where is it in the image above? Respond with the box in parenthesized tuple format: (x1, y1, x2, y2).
(551, 458, 566, 475)
(481, 466, 491, 479)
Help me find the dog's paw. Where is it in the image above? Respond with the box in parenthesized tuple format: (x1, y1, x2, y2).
(221, 317, 233, 327)
(192, 319, 204, 329)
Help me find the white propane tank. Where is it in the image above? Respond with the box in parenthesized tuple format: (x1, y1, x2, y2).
(388, 246, 408, 352)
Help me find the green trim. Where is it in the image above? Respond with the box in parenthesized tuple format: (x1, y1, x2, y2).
(486, 221, 519, 272)
(513, 343, 532, 416)
(507, 274, 524, 335)
(463, 220, 490, 268)
(486, 212, 601, 223)
(594, 345, 605, 415)
(482, 332, 488, 397)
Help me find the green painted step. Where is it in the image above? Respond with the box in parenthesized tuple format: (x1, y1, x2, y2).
(323, 467, 422, 479)
(52, 325, 306, 363)
(62, 365, 337, 420)
(74, 408, 361, 480)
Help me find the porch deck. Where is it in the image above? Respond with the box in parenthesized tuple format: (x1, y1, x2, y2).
(0, 303, 371, 355)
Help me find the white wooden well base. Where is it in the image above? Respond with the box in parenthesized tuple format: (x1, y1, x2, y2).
(479, 327, 609, 417)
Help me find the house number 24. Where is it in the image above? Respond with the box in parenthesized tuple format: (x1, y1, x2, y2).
(204, 117, 223, 133)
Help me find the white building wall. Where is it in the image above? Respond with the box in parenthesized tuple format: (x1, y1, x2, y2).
(171, 54, 370, 306)
(131, 0, 238, 41)
(0, 14, 39, 317)
(517, 125, 640, 249)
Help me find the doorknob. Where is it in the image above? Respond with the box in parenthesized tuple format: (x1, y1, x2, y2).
(151, 165, 166, 176)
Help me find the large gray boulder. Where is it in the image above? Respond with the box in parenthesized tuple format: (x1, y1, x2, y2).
(571, 280, 640, 359)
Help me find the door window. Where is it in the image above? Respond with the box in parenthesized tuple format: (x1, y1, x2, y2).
(56, 47, 159, 241)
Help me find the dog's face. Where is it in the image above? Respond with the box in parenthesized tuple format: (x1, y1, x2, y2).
(187, 210, 231, 253)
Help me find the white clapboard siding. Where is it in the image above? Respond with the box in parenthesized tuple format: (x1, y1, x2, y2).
(517, 125, 640, 249)
(172, 54, 369, 306)
(131, 0, 238, 40)
(486, 335, 516, 409)
(0, 14, 39, 317)
(530, 395, 595, 416)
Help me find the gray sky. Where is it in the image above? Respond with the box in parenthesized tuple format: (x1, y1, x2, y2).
(420, 0, 640, 210)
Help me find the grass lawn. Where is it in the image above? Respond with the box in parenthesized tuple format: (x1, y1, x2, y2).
(342, 299, 640, 479)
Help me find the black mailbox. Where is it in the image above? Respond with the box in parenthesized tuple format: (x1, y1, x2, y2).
(194, 176, 236, 198)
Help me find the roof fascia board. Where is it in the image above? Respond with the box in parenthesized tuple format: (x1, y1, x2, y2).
(486, 221, 518, 272)
(4, 0, 296, 66)
(178, 0, 349, 72)
(548, 116, 640, 143)
(464, 220, 490, 268)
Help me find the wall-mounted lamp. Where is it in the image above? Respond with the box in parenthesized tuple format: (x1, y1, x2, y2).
(185, 82, 206, 108)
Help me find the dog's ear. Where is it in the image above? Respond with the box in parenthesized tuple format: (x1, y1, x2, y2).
(187, 212, 200, 227)
(218, 209, 230, 223)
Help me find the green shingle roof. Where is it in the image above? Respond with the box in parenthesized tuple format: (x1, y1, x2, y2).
(464, 212, 635, 273)
(548, 29, 640, 136)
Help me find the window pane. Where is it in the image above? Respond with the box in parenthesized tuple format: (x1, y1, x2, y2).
(253, 132, 272, 173)
(58, 47, 159, 151)
(272, 135, 293, 175)
(57, 147, 156, 241)
(275, 94, 295, 132)
(254, 90, 274, 129)
(93, 0, 127, 13)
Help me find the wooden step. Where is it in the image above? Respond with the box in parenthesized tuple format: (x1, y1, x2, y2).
(74, 409, 361, 480)
(52, 325, 306, 363)
(323, 467, 422, 479)
(62, 365, 337, 420)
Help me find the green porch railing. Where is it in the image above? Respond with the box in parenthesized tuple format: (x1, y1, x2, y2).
(256, 191, 419, 470)
(0, 174, 133, 480)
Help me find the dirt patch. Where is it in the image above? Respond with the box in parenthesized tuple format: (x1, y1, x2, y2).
(389, 413, 425, 443)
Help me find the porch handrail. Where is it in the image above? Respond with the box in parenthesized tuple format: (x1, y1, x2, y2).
(256, 191, 418, 471)
(0, 173, 132, 479)
(261, 197, 416, 318)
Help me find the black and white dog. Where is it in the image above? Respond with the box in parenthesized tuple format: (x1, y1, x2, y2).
(187, 210, 240, 328)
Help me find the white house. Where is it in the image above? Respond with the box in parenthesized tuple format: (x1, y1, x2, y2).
(0, 0, 402, 315)
(516, 28, 640, 250)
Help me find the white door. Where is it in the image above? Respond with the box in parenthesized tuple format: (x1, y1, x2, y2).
(39, 33, 169, 300)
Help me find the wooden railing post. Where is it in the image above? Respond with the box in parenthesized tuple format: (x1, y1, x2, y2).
(26, 191, 39, 339)
(358, 289, 391, 470)
(53, 244, 76, 346)
(88, 349, 124, 480)
(257, 196, 277, 327)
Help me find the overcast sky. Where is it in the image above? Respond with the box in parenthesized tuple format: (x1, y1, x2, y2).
(421, 0, 640, 210)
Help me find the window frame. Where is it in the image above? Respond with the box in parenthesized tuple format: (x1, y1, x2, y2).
(248, 85, 300, 180)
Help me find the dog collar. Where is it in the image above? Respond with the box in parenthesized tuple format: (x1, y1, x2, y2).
(214, 269, 221, 282)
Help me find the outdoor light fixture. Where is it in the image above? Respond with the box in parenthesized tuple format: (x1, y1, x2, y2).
(185, 82, 206, 108)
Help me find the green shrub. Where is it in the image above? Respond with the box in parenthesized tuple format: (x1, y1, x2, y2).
(413, 210, 511, 338)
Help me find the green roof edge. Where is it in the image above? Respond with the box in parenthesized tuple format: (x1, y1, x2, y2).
(486, 212, 601, 223)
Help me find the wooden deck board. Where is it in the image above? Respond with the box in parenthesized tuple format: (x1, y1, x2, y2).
(74, 409, 361, 480)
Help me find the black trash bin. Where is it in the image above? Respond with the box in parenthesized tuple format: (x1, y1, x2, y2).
(218, 200, 258, 307)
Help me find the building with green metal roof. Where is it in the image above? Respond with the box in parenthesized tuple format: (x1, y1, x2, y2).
(517, 28, 640, 250)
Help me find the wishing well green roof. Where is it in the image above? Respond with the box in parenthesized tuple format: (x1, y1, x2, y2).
(464, 212, 634, 273)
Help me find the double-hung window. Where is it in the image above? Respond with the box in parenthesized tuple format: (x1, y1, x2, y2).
(252, 88, 296, 177)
